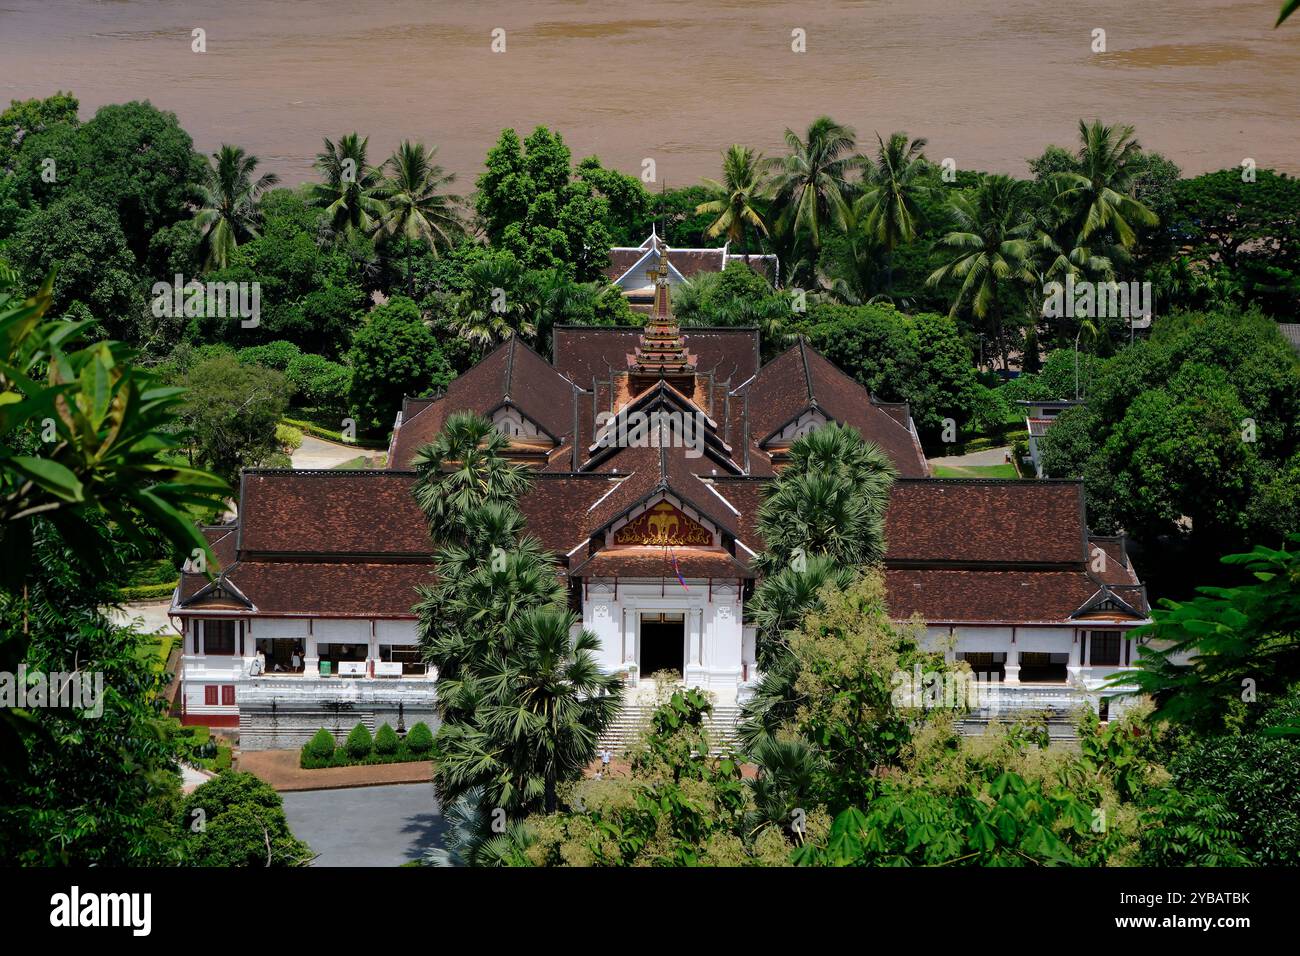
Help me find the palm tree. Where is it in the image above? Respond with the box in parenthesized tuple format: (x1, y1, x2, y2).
(927, 175, 1038, 370)
(1050, 120, 1158, 255)
(768, 116, 859, 250)
(478, 607, 622, 813)
(306, 133, 387, 239)
(193, 144, 279, 270)
(411, 411, 532, 547)
(695, 145, 772, 252)
(855, 131, 929, 289)
(747, 554, 857, 668)
(448, 257, 538, 352)
(376, 141, 463, 290)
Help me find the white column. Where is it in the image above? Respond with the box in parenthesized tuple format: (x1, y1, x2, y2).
(304, 619, 320, 678)
(1004, 649, 1021, 684)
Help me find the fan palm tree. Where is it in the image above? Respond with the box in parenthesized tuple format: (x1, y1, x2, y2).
(193, 144, 279, 270)
(747, 554, 858, 668)
(449, 257, 538, 352)
(927, 175, 1038, 370)
(855, 131, 930, 289)
(411, 411, 532, 547)
(306, 133, 387, 239)
(768, 116, 859, 249)
(695, 145, 773, 252)
(754, 424, 897, 576)
(477, 607, 623, 813)
(376, 141, 463, 290)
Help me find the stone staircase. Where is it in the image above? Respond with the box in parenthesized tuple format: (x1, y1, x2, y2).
(599, 703, 745, 756)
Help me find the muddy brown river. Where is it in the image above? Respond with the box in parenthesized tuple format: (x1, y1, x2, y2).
(2, 0, 1296, 185)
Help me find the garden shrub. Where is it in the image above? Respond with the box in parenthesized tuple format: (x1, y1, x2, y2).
(307, 728, 335, 760)
(345, 722, 373, 759)
(374, 723, 400, 755)
(406, 721, 434, 754)
(237, 339, 302, 371)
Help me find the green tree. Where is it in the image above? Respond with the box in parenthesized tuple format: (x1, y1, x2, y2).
(768, 116, 858, 252)
(74, 101, 207, 261)
(855, 131, 929, 288)
(193, 144, 280, 271)
(179, 772, 312, 866)
(475, 127, 612, 279)
(927, 174, 1037, 369)
(347, 296, 453, 432)
(7, 193, 142, 338)
(179, 353, 291, 485)
(0, 91, 79, 171)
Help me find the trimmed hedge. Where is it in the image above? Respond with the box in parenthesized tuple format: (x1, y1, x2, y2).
(374, 723, 399, 755)
(306, 728, 335, 761)
(119, 581, 179, 601)
(345, 723, 373, 759)
(299, 723, 433, 769)
(406, 721, 434, 754)
(281, 416, 388, 450)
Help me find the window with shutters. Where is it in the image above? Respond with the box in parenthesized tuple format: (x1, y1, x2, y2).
(1090, 631, 1122, 666)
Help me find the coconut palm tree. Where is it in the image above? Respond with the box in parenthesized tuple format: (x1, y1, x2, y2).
(695, 145, 773, 252)
(768, 116, 859, 250)
(375, 141, 463, 289)
(927, 175, 1038, 370)
(1050, 120, 1158, 255)
(193, 144, 279, 270)
(855, 131, 929, 289)
(306, 133, 387, 239)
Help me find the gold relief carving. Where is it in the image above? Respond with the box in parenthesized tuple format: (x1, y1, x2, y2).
(614, 502, 711, 547)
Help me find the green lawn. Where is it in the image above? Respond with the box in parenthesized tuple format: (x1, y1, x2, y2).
(932, 463, 1019, 479)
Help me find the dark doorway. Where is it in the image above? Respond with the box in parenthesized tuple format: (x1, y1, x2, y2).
(640, 613, 684, 678)
(1017, 652, 1069, 683)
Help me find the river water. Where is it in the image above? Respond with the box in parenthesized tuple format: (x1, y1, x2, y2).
(2, 0, 1296, 186)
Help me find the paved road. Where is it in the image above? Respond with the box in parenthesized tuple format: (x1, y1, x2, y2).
(282, 783, 444, 867)
(109, 599, 176, 636)
(291, 434, 374, 470)
(930, 445, 1013, 467)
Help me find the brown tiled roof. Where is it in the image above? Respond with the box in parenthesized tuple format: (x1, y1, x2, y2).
(570, 546, 753, 579)
(239, 471, 430, 556)
(388, 337, 578, 468)
(886, 568, 1104, 624)
(553, 326, 760, 389)
(738, 340, 929, 478)
(215, 560, 432, 618)
(885, 479, 1086, 566)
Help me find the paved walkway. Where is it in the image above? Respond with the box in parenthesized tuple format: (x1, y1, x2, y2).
(237, 748, 433, 792)
(109, 599, 175, 636)
(282, 783, 443, 866)
(930, 444, 1013, 467)
(291, 434, 375, 470)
